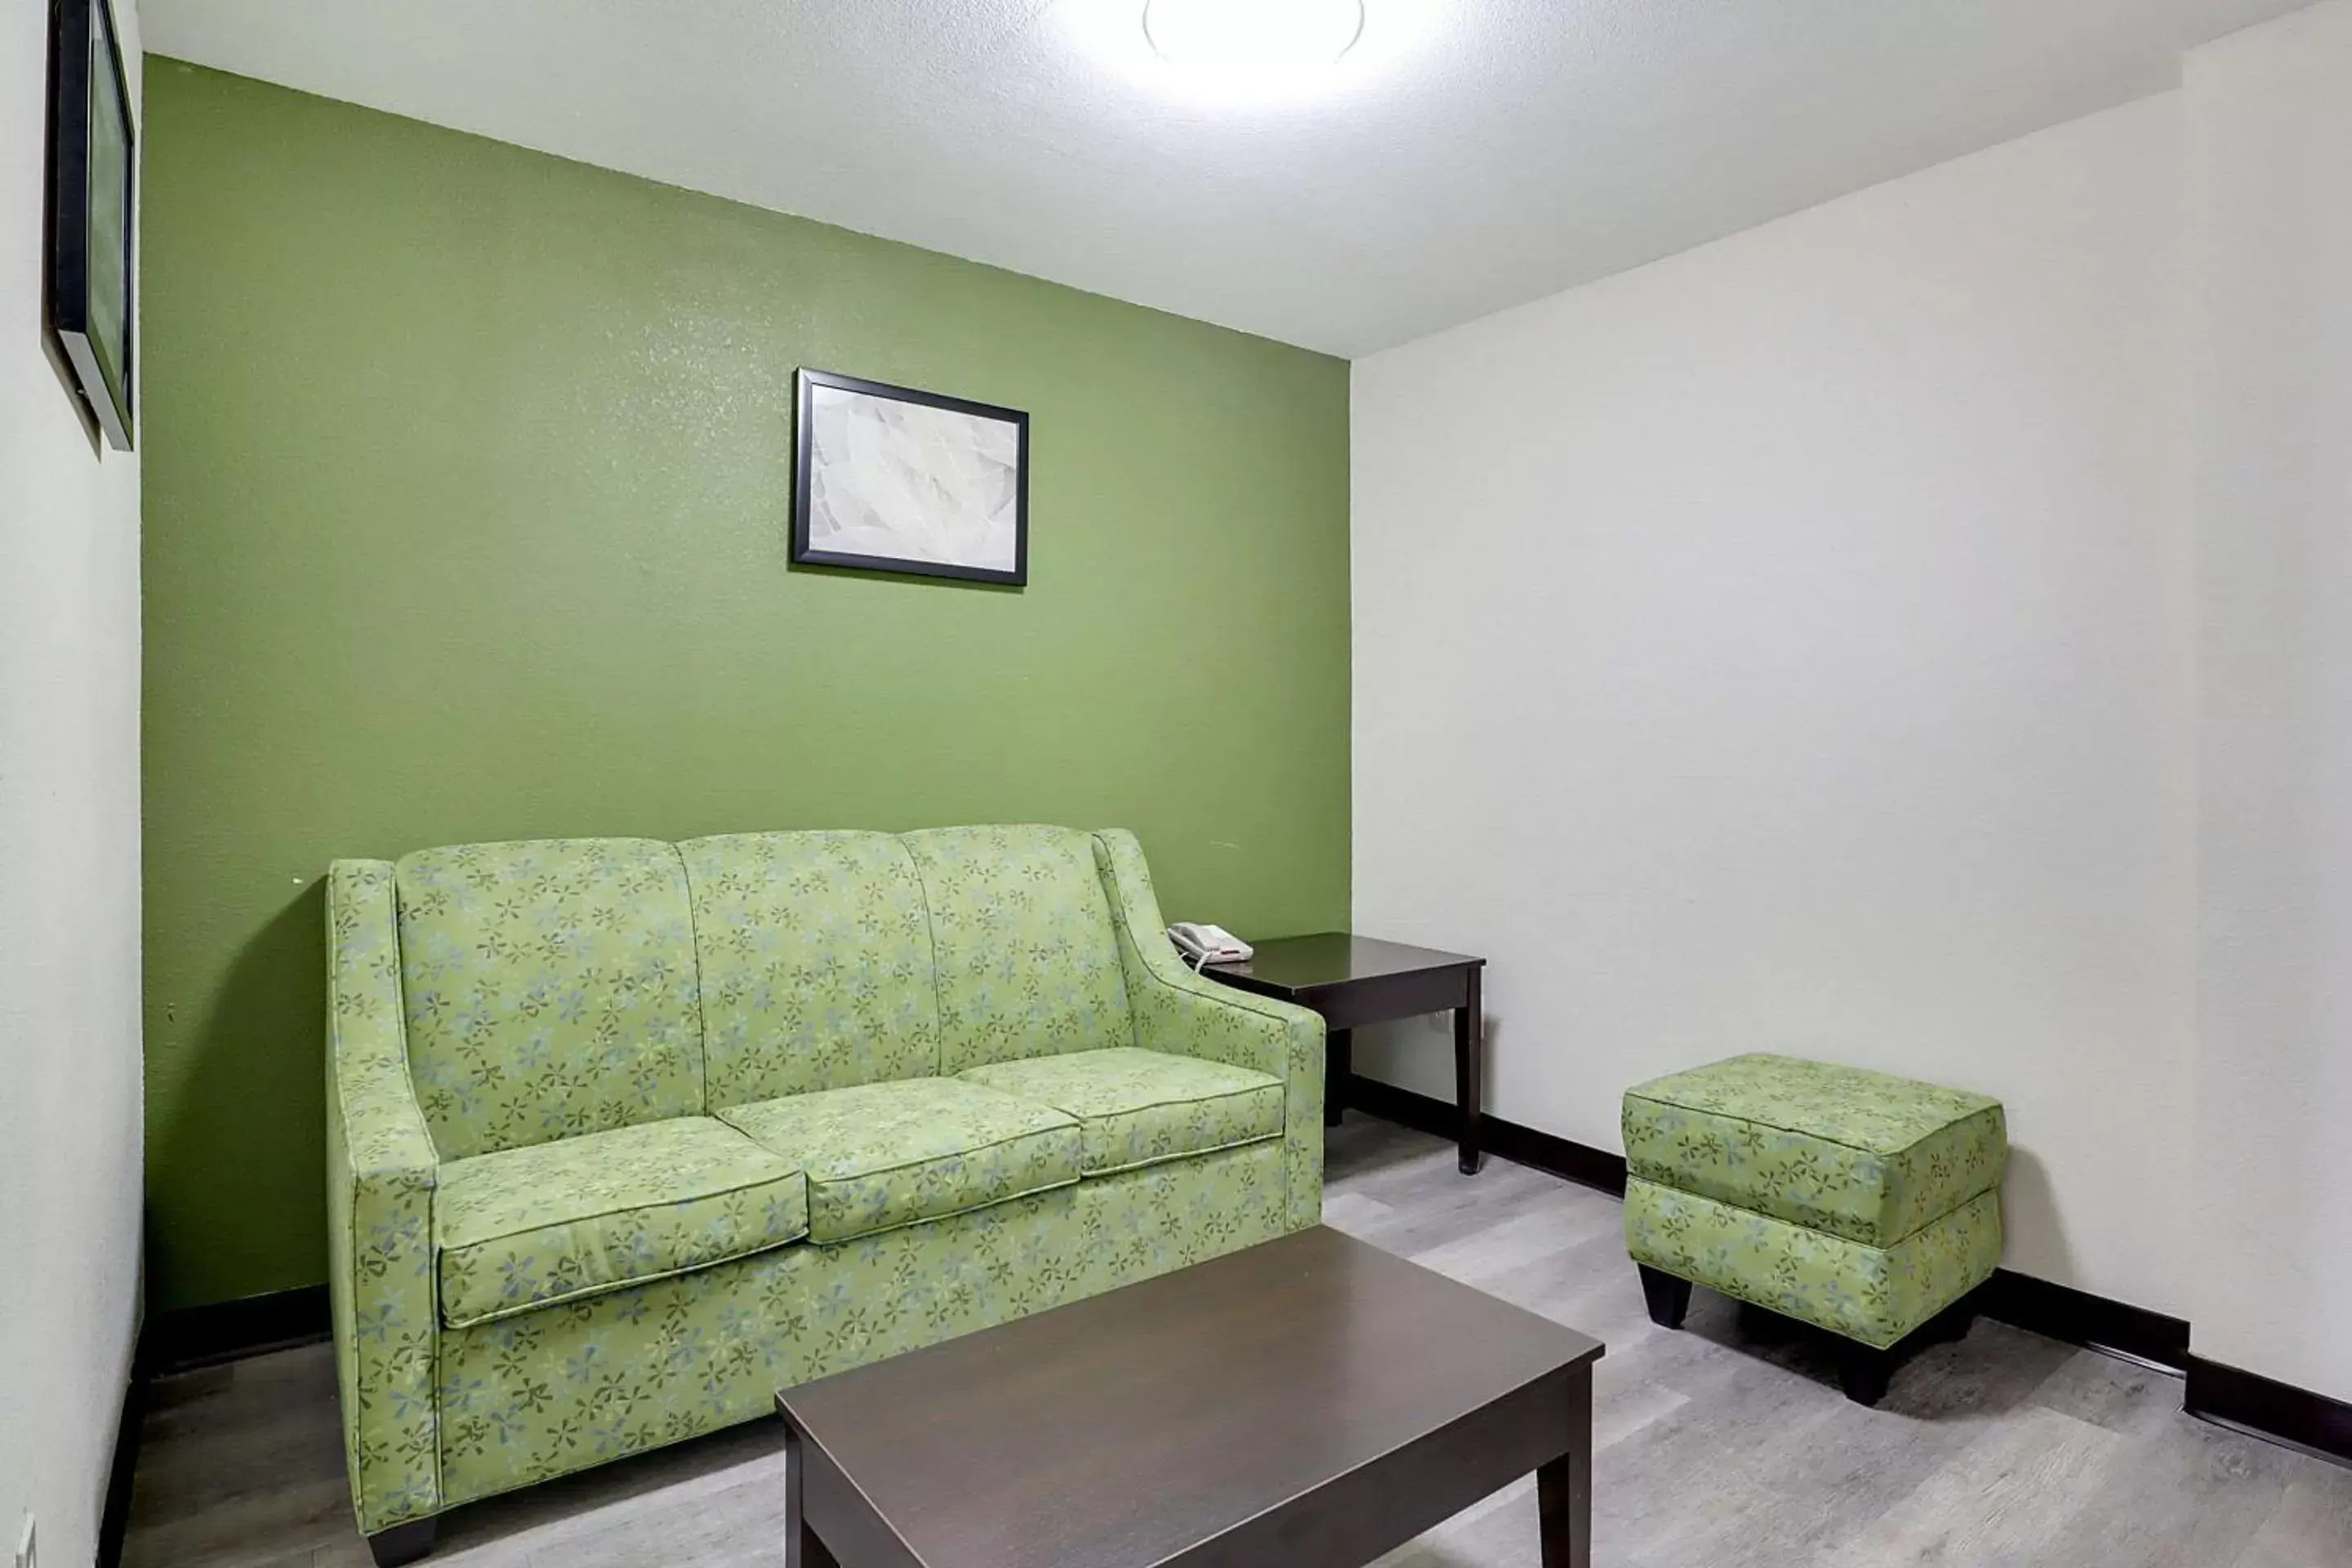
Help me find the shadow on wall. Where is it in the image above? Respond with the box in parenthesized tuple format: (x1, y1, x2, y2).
(1998, 1144, 2071, 1284)
(1352, 1010, 1464, 1103)
(148, 881, 332, 1307)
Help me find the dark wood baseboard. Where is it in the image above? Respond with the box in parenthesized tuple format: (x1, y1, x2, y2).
(146, 1282, 332, 1376)
(2186, 1356, 2352, 1468)
(1972, 1267, 2189, 1372)
(1340, 1072, 1454, 1140)
(100, 1285, 334, 1566)
(1344, 1074, 2196, 1374)
(1345, 1073, 1628, 1196)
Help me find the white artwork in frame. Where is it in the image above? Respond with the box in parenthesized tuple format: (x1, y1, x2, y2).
(793, 368, 1030, 586)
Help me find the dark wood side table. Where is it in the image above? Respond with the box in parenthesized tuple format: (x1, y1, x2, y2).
(1201, 933, 1488, 1174)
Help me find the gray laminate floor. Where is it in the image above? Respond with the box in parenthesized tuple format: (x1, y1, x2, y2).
(122, 1116, 2352, 1567)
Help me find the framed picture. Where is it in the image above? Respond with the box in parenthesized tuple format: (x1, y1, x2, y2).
(793, 368, 1029, 586)
(47, 0, 137, 451)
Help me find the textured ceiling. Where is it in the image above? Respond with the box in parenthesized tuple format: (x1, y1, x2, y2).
(141, 0, 2308, 356)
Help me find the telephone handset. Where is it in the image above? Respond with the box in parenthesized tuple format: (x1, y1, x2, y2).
(1167, 922, 1253, 969)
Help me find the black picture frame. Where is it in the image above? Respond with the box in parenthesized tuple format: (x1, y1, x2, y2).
(792, 368, 1030, 587)
(47, 0, 136, 452)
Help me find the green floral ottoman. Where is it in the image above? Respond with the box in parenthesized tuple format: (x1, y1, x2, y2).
(1622, 1054, 2006, 1405)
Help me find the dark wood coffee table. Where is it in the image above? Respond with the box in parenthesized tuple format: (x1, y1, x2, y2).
(777, 1226, 1603, 1568)
(1201, 933, 1488, 1172)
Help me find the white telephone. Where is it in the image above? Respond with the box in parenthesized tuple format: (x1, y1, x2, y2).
(1167, 922, 1253, 969)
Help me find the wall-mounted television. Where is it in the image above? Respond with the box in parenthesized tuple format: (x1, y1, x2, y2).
(48, 0, 136, 452)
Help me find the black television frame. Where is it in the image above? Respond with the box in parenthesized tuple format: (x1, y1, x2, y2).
(48, 0, 136, 451)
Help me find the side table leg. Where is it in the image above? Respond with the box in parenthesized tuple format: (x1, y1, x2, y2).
(1325, 1027, 1352, 1127)
(1537, 1370, 1593, 1568)
(1454, 968, 1484, 1174)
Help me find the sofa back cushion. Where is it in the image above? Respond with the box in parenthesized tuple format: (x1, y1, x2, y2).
(901, 825, 1135, 1073)
(681, 831, 941, 1106)
(394, 838, 706, 1159)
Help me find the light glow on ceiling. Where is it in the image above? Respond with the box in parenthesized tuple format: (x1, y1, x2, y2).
(1143, 0, 1365, 85)
(1058, 0, 1435, 112)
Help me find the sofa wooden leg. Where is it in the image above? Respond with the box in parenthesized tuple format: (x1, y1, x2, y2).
(1838, 1343, 1896, 1407)
(367, 1518, 438, 1566)
(1637, 1266, 1692, 1330)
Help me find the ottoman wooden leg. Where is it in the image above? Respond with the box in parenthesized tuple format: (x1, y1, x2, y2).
(1637, 1266, 1692, 1330)
(1838, 1342, 1896, 1408)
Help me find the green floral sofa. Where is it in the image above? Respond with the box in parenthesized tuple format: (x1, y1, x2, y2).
(326, 826, 1323, 1562)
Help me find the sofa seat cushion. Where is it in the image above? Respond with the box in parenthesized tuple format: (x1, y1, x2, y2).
(956, 1048, 1284, 1176)
(434, 1117, 808, 1329)
(1622, 1054, 2007, 1249)
(719, 1078, 1081, 1244)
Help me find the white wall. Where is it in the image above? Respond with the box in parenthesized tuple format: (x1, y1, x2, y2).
(2186, 1, 2352, 1404)
(1352, 93, 2200, 1316)
(1, 2, 146, 1563)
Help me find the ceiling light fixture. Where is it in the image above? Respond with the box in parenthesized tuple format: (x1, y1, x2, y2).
(1143, 0, 1366, 86)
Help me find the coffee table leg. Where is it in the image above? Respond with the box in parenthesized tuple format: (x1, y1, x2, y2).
(1454, 967, 1484, 1174)
(783, 1422, 839, 1568)
(1537, 1370, 1592, 1568)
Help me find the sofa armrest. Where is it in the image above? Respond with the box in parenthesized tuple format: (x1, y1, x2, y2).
(1091, 831, 1324, 1230)
(325, 858, 442, 1534)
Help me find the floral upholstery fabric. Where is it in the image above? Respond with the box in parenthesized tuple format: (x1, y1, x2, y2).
(327, 860, 442, 1531)
(1091, 830, 1326, 1231)
(902, 826, 1135, 1072)
(1625, 1177, 2002, 1348)
(719, 1077, 1081, 1243)
(434, 1139, 1288, 1508)
(330, 826, 1322, 1536)
(395, 840, 706, 1159)
(680, 832, 939, 1105)
(1623, 1054, 2007, 1248)
(434, 1118, 807, 1329)
(957, 1047, 1284, 1175)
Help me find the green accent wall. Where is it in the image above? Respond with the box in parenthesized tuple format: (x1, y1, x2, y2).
(140, 61, 1349, 1312)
